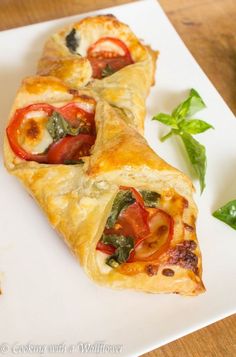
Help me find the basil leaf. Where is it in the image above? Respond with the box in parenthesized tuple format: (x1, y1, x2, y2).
(139, 190, 160, 208)
(179, 119, 214, 134)
(101, 234, 134, 266)
(106, 190, 135, 229)
(172, 88, 206, 120)
(213, 200, 236, 230)
(47, 111, 81, 141)
(65, 28, 79, 53)
(180, 132, 206, 193)
(152, 113, 178, 129)
(101, 64, 115, 78)
(64, 159, 84, 165)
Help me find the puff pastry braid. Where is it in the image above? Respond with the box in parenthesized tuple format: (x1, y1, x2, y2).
(37, 15, 158, 132)
(4, 15, 205, 295)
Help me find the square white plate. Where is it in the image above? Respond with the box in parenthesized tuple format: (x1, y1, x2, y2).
(0, 1, 236, 356)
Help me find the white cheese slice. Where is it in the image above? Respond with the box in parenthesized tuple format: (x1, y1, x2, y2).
(19, 111, 53, 154)
(75, 101, 95, 113)
(96, 251, 113, 274)
(89, 39, 125, 56)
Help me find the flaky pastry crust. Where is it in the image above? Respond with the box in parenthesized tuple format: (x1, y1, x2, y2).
(4, 77, 205, 295)
(37, 15, 158, 132)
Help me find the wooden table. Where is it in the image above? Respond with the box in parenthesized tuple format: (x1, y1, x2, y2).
(1, 1, 235, 356)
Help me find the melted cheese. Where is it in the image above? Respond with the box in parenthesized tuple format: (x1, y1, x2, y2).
(96, 251, 113, 274)
(18, 111, 53, 154)
(90, 39, 125, 56)
(75, 101, 95, 113)
(76, 33, 90, 57)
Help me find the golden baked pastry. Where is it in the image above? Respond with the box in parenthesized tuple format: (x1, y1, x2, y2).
(37, 14, 158, 132)
(4, 76, 205, 295)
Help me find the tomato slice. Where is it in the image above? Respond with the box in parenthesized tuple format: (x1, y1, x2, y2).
(87, 37, 134, 79)
(96, 203, 150, 256)
(96, 241, 116, 255)
(6, 103, 53, 163)
(117, 202, 150, 240)
(131, 208, 174, 262)
(96, 187, 174, 264)
(58, 102, 96, 135)
(120, 186, 145, 207)
(47, 134, 95, 164)
(6, 101, 96, 164)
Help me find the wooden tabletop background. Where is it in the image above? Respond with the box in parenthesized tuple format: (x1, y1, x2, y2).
(0, 1, 235, 356)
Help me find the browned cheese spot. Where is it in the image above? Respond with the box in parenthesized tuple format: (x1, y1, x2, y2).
(162, 268, 175, 277)
(145, 264, 159, 277)
(25, 119, 40, 140)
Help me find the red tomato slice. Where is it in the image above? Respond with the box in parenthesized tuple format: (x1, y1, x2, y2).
(131, 208, 174, 262)
(96, 187, 149, 256)
(58, 102, 96, 135)
(120, 186, 145, 207)
(96, 241, 116, 255)
(95, 187, 175, 264)
(47, 134, 95, 164)
(117, 202, 150, 240)
(6, 103, 53, 163)
(96, 187, 174, 263)
(87, 37, 134, 79)
(6, 101, 96, 164)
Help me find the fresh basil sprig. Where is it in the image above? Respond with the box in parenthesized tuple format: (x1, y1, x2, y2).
(213, 200, 236, 230)
(101, 234, 134, 268)
(152, 89, 214, 193)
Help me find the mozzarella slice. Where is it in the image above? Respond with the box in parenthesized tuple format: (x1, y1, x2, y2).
(96, 251, 113, 274)
(75, 101, 95, 113)
(18, 111, 53, 154)
(90, 39, 126, 56)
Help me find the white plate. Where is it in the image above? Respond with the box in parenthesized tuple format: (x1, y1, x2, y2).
(0, 1, 236, 356)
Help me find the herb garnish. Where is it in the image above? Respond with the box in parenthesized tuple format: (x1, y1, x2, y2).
(47, 111, 87, 141)
(152, 89, 214, 193)
(101, 64, 115, 78)
(101, 234, 134, 268)
(65, 28, 79, 53)
(64, 159, 84, 165)
(106, 190, 135, 229)
(139, 190, 160, 208)
(213, 200, 236, 230)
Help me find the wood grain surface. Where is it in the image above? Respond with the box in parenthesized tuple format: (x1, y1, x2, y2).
(0, 1, 235, 357)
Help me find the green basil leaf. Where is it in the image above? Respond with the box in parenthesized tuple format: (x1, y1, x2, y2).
(180, 132, 206, 193)
(101, 234, 134, 267)
(63, 159, 84, 165)
(172, 88, 206, 120)
(65, 28, 79, 53)
(179, 119, 214, 134)
(213, 200, 236, 230)
(46, 111, 79, 141)
(47, 112, 69, 141)
(106, 190, 135, 229)
(152, 113, 178, 129)
(101, 64, 116, 78)
(47, 111, 90, 142)
(101, 234, 133, 249)
(139, 190, 160, 208)
(106, 258, 120, 268)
